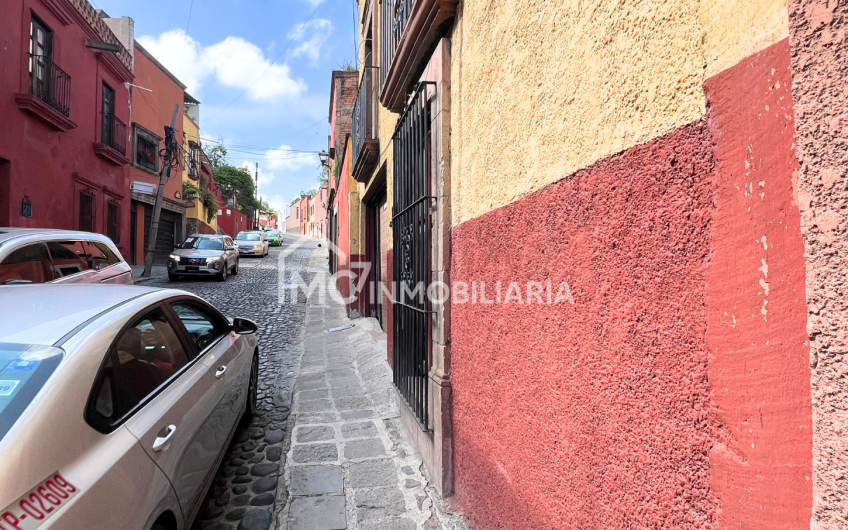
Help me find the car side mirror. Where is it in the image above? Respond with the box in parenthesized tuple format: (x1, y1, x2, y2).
(226, 245, 235, 251)
(232, 317, 258, 335)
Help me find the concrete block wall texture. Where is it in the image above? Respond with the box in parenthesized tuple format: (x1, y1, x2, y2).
(787, 1, 848, 526)
(446, 0, 828, 527)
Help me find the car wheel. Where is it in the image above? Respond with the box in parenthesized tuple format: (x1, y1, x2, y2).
(217, 265, 227, 282)
(245, 352, 259, 419)
(168, 273, 180, 281)
(232, 259, 239, 275)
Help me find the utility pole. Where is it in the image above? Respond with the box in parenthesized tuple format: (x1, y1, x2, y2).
(141, 104, 180, 277)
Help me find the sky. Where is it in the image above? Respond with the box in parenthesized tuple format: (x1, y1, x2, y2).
(95, 0, 359, 215)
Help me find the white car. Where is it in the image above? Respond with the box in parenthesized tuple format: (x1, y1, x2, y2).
(0, 284, 260, 530)
(0, 229, 131, 285)
(233, 231, 268, 258)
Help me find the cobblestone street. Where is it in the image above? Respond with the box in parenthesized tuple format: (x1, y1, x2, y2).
(137, 235, 319, 530)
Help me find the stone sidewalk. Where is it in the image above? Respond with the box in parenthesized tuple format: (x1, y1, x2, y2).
(277, 248, 466, 530)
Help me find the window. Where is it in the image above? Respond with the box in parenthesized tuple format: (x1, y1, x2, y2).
(172, 303, 223, 352)
(0, 244, 52, 284)
(88, 308, 189, 430)
(134, 126, 159, 171)
(107, 200, 120, 244)
(84, 241, 119, 269)
(187, 143, 198, 178)
(29, 17, 53, 99)
(101, 83, 115, 146)
(79, 190, 95, 232)
(46, 241, 89, 277)
(0, 344, 63, 441)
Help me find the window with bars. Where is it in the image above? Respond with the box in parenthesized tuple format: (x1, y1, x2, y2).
(187, 142, 198, 179)
(107, 200, 120, 243)
(79, 190, 95, 232)
(134, 126, 159, 171)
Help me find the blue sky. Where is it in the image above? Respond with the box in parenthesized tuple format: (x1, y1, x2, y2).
(95, 0, 358, 214)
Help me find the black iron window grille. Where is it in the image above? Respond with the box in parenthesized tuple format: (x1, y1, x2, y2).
(380, 0, 414, 89)
(79, 190, 95, 232)
(107, 200, 121, 243)
(134, 126, 159, 171)
(391, 82, 435, 430)
(20, 196, 33, 218)
(187, 143, 198, 179)
(29, 55, 71, 118)
(102, 115, 127, 156)
(352, 67, 376, 169)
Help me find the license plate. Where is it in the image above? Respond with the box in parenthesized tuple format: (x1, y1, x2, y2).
(0, 473, 79, 529)
(185, 266, 199, 272)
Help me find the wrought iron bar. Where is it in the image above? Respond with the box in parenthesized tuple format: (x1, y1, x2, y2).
(104, 115, 127, 156)
(352, 68, 375, 169)
(29, 55, 71, 117)
(380, 0, 415, 89)
(392, 80, 432, 431)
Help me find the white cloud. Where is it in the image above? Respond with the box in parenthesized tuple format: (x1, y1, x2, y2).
(288, 19, 333, 66)
(137, 29, 306, 101)
(264, 145, 318, 173)
(298, 0, 324, 7)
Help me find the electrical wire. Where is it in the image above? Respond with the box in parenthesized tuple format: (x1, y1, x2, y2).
(178, 0, 195, 77)
(203, 0, 328, 125)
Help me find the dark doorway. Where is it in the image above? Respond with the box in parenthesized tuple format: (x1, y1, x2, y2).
(130, 202, 138, 264)
(0, 158, 10, 226)
(143, 209, 180, 265)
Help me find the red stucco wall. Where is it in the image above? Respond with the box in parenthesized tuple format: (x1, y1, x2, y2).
(0, 0, 131, 255)
(451, 123, 721, 529)
(704, 39, 812, 529)
(787, 1, 848, 525)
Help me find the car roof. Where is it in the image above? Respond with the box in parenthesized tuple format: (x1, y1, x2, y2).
(188, 234, 224, 238)
(0, 285, 162, 346)
(0, 228, 119, 249)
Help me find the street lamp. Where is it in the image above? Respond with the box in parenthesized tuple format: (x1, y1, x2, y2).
(319, 150, 330, 167)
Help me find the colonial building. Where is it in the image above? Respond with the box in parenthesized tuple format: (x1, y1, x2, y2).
(127, 41, 187, 265)
(0, 0, 134, 256)
(182, 94, 220, 237)
(343, 0, 848, 527)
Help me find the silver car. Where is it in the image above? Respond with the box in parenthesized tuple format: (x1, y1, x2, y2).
(0, 228, 131, 285)
(233, 231, 268, 258)
(168, 234, 239, 281)
(0, 284, 259, 530)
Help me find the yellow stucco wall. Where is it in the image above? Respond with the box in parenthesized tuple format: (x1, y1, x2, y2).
(700, 0, 789, 78)
(449, 0, 790, 226)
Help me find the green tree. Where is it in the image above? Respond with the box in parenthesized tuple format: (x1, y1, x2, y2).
(204, 143, 228, 167)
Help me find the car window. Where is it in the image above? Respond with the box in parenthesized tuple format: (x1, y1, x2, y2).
(171, 303, 223, 352)
(225, 238, 233, 247)
(195, 238, 224, 250)
(0, 344, 63, 441)
(180, 237, 198, 249)
(236, 232, 261, 241)
(85, 241, 120, 269)
(46, 241, 89, 277)
(95, 308, 189, 425)
(0, 244, 52, 284)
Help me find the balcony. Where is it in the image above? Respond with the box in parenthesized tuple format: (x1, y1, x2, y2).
(14, 55, 76, 131)
(379, 0, 457, 112)
(352, 68, 379, 183)
(94, 115, 129, 166)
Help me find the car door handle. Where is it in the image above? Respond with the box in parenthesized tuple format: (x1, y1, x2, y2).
(152, 425, 176, 452)
(215, 365, 227, 379)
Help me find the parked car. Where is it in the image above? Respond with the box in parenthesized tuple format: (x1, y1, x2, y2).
(234, 231, 268, 257)
(0, 284, 259, 530)
(0, 228, 131, 285)
(266, 230, 281, 247)
(168, 234, 239, 282)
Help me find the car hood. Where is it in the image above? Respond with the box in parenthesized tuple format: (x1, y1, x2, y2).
(172, 249, 225, 258)
(234, 240, 263, 246)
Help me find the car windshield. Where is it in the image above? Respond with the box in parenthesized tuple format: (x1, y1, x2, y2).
(0, 343, 63, 441)
(236, 232, 261, 241)
(181, 237, 224, 250)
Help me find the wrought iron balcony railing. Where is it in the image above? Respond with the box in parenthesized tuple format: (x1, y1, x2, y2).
(352, 68, 378, 177)
(379, 0, 414, 89)
(29, 55, 71, 117)
(103, 115, 127, 156)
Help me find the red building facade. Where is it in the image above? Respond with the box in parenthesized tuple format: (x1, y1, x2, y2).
(0, 0, 133, 256)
